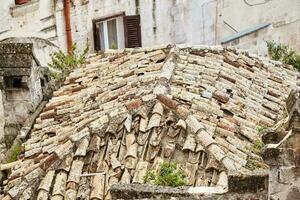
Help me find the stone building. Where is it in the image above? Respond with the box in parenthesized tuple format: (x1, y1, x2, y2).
(1, 0, 299, 56)
(0, 43, 49, 142)
(262, 90, 300, 200)
(0, 0, 220, 53)
(0, 44, 298, 199)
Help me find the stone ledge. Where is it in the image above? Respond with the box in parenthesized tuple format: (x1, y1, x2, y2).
(10, 0, 39, 18)
(0, 68, 31, 76)
(110, 171, 268, 199)
(110, 184, 226, 200)
(0, 54, 32, 68)
(0, 43, 33, 54)
(110, 183, 268, 200)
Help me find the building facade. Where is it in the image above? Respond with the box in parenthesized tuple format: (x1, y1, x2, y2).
(221, 0, 300, 55)
(0, 0, 220, 53)
(1, 0, 299, 55)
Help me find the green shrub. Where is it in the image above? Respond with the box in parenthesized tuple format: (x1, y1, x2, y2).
(144, 162, 186, 187)
(266, 41, 300, 70)
(48, 43, 89, 80)
(7, 143, 21, 163)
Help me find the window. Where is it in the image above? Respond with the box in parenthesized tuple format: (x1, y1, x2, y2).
(4, 76, 23, 89)
(13, 78, 22, 88)
(93, 13, 142, 51)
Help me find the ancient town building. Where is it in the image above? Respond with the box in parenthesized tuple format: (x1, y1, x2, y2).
(0, 45, 298, 199)
(1, 0, 299, 55)
(0, 43, 50, 143)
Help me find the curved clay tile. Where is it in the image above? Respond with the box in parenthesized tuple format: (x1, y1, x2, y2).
(2, 45, 299, 199)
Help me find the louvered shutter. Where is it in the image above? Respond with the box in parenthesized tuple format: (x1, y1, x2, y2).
(124, 15, 142, 48)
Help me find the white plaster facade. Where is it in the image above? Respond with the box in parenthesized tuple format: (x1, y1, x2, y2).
(0, 0, 299, 56)
(0, 0, 220, 53)
(221, 0, 300, 55)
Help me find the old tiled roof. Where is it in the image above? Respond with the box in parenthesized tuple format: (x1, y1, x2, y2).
(1, 45, 299, 200)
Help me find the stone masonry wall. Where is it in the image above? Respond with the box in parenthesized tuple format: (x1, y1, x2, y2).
(111, 170, 268, 200)
(264, 146, 300, 200)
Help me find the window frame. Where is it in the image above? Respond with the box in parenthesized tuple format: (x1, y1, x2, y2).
(93, 12, 126, 51)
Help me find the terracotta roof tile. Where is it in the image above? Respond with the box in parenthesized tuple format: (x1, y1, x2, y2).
(2, 45, 299, 199)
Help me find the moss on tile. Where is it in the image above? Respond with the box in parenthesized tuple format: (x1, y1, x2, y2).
(254, 140, 264, 151)
(256, 126, 265, 133)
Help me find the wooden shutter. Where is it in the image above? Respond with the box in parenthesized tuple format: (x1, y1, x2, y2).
(124, 15, 142, 48)
(93, 21, 101, 51)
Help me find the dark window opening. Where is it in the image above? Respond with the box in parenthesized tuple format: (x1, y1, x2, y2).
(40, 79, 45, 87)
(4, 76, 24, 89)
(13, 78, 22, 88)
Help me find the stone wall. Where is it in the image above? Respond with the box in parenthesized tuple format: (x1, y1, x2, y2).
(263, 144, 300, 200)
(262, 91, 300, 200)
(111, 170, 268, 200)
(0, 37, 59, 67)
(111, 184, 267, 200)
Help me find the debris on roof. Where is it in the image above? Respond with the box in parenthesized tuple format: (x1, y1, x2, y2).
(0, 44, 299, 200)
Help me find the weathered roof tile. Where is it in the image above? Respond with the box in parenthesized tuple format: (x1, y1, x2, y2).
(3, 45, 299, 199)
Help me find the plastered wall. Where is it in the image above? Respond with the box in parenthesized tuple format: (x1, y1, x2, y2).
(0, 0, 220, 53)
(221, 0, 300, 55)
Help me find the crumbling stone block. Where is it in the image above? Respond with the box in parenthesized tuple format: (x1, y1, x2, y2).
(227, 170, 268, 193)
